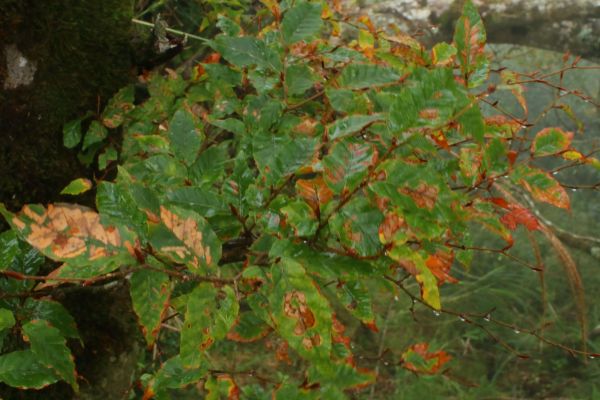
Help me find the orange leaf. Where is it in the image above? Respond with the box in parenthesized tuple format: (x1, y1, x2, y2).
(500, 204, 540, 231)
(425, 251, 458, 285)
(296, 176, 333, 211)
(203, 52, 221, 64)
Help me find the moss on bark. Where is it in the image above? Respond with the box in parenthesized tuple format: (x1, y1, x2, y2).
(0, 0, 135, 211)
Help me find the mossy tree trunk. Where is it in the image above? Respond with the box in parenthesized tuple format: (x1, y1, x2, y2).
(0, 0, 135, 210)
(0, 2, 144, 399)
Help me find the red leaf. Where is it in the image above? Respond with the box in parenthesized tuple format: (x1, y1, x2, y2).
(402, 343, 452, 375)
(488, 197, 509, 209)
(500, 204, 540, 231)
(507, 150, 518, 166)
(425, 251, 458, 285)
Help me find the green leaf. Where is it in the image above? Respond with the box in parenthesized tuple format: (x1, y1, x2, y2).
(281, 200, 318, 237)
(484, 138, 508, 175)
(337, 280, 377, 329)
(431, 42, 456, 65)
(180, 283, 238, 368)
(101, 84, 134, 129)
(459, 144, 482, 187)
(148, 355, 206, 393)
(98, 146, 118, 170)
(207, 118, 246, 136)
(150, 205, 221, 274)
(166, 187, 228, 217)
(213, 286, 239, 338)
(267, 258, 332, 362)
(285, 64, 316, 96)
(168, 108, 202, 166)
(253, 134, 318, 185)
(205, 375, 239, 400)
(96, 180, 148, 237)
(325, 89, 369, 114)
(273, 382, 320, 400)
(189, 144, 229, 186)
(531, 127, 572, 157)
(269, 239, 374, 280)
(82, 120, 108, 151)
(227, 311, 271, 342)
(60, 178, 93, 195)
(216, 15, 241, 36)
(24, 299, 79, 339)
(179, 283, 217, 368)
(338, 64, 400, 89)
(248, 68, 279, 94)
(330, 197, 383, 257)
(458, 102, 484, 143)
(327, 114, 384, 141)
(0, 308, 15, 331)
(130, 267, 171, 345)
(453, 0, 489, 88)
(213, 36, 282, 71)
(0, 229, 20, 271)
(0, 350, 58, 389)
(281, 1, 323, 44)
(510, 165, 570, 209)
(23, 320, 78, 391)
(0, 203, 137, 272)
(63, 118, 84, 149)
(389, 67, 459, 132)
(323, 139, 377, 195)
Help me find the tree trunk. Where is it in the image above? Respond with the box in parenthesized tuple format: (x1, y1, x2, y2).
(0, 0, 135, 211)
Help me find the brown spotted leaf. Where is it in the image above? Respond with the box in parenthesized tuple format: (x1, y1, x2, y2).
(268, 258, 332, 362)
(130, 266, 171, 346)
(150, 205, 221, 274)
(323, 139, 377, 196)
(0, 203, 137, 275)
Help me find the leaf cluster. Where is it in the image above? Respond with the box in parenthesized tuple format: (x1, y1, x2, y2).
(1, 1, 597, 398)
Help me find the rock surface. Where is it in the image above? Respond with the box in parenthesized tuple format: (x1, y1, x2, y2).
(345, 0, 600, 61)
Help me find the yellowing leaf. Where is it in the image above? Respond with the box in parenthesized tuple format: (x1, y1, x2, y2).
(431, 42, 456, 66)
(562, 150, 584, 161)
(500, 70, 527, 115)
(60, 178, 93, 196)
(531, 127, 573, 157)
(511, 165, 570, 209)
